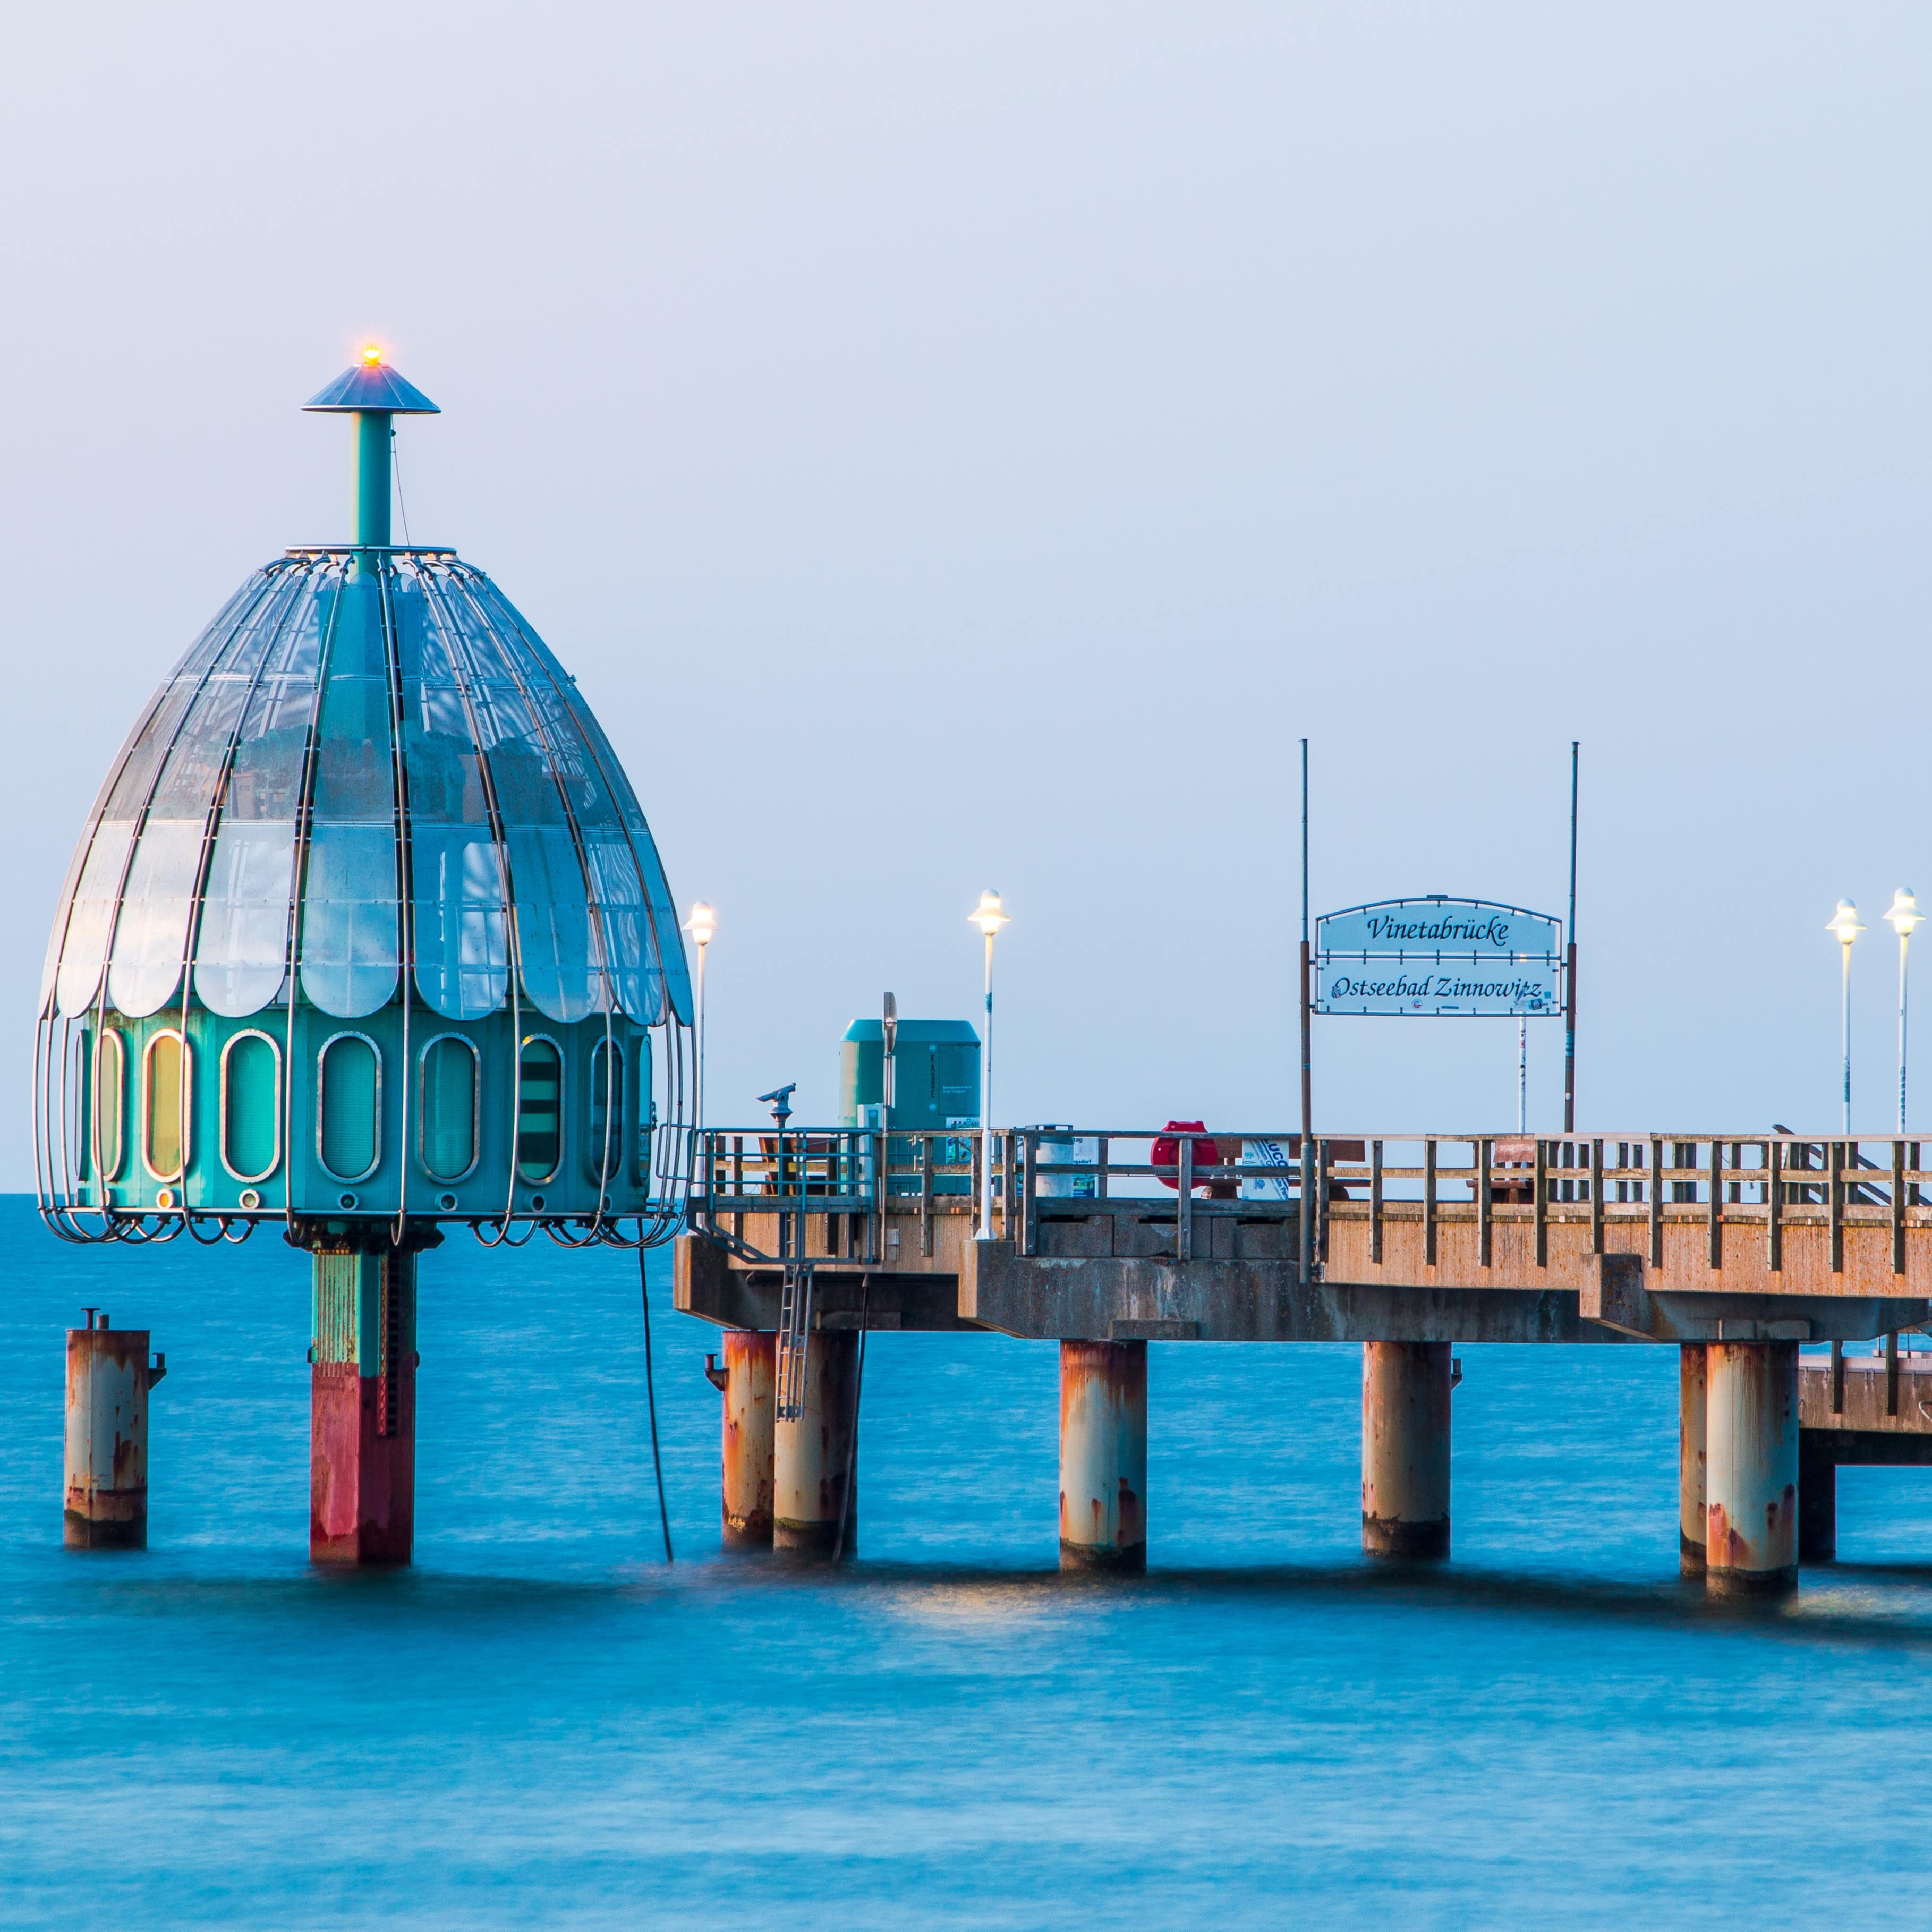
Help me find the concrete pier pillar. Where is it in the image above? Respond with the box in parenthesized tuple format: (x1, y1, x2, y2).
(1361, 1341, 1451, 1559)
(1798, 1433, 1837, 1564)
(1679, 1344, 1708, 1576)
(1058, 1339, 1147, 1571)
(310, 1249, 418, 1566)
(1705, 1340, 1798, 1597)
(720, 1330, 776, 1547)
(773, 1329, 859, 1556)
(64, 1313, 164, 1549)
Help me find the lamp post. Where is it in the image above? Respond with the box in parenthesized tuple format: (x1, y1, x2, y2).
(1885, 890, 1922, 1134)
(969, 891, 1010, 1238)
(1827, 900, 1864, 1134)
(683, 903, 716, 1150)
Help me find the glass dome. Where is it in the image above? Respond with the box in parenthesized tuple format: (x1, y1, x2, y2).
(36, 362, 692, 1246)
(45, 551, 690, 1033)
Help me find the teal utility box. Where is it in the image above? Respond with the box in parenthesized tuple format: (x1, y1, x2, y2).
(839, 1019, 981, 1131)
(839, 1019, 980, 1196)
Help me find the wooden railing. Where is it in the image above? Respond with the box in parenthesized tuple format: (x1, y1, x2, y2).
(688, 1128, 1931, 1281)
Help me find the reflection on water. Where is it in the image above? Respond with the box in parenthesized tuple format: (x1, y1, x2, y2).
(4, 1196, 1931, 1927)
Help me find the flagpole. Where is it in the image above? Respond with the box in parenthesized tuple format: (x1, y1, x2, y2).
(1563, 741, 1578, 1135)
(1299, 739, 1314, 1279)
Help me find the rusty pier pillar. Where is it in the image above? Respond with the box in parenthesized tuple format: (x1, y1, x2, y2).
(1361, 1341, 1451, 1559)
(773, 1330, 860, 1556)
(310, 1248, 420, 1566)
(64, 1312, 164, 1549)
(1705, 1340, 1798, 1597)
(1679, 1344, 1708, 1576)
(714, 1330, 776, 1547)
(1798, 1432, 1836, 1564)
(1058, 1339, 1147, 1572)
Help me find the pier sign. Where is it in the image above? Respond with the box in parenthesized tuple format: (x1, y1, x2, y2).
(1315, 897, 1564, 1017)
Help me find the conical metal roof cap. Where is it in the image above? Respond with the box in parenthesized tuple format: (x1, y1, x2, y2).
(302, 352, 440, 414)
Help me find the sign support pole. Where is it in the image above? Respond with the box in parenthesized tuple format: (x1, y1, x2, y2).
(1563, 741, 1578, 1136)
(1299, 739, 1314, 1279)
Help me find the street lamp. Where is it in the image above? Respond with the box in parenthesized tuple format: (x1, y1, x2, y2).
(1885, 889, 1923, 1134)
(1827, 899, 1864, 1134)
(969, 890, 1010, 1238)
(683, 903, 716, 1150)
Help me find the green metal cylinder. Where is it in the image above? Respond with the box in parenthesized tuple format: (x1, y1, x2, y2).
(354, 411, 393, 548)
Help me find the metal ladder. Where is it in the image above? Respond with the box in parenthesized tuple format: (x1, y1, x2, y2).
(776, 1260, 814, 1420)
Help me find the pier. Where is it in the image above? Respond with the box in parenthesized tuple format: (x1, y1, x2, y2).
(36, 356, 1932, 1600)
(676, 1127, 1932, 1589)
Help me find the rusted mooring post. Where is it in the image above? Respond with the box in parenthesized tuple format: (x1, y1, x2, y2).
(773, 1329, 859, 1556)
(1679, 1344, 1707, 1576)
(1361, 1341, 1451, 1559)
(1058, 1339, 1147, 1571)
(709, 1330, 776, 1547)
(310, 1249, 419, 1566)
(1704, 1340, 1798, 1597)
(64, 1311, 164, 1550)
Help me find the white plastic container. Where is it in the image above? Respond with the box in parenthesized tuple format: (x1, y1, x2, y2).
(1240, 1137, 1296, 1202)
(1034, 1127, 1099, 1198)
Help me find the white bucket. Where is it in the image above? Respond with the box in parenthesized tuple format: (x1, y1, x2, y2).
(1035, 1128, 1099, 1198)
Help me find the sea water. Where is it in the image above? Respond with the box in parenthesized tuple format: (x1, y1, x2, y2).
(2, 1193, 1929, 1928)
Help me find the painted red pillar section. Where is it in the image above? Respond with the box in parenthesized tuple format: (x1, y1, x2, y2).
(310, 1250, 418, 1566)
(1679, 1344, 1708, 1576)
(1705, 1340, 1798, 1597)
(722, 1330, 776, 1547)
(1361, 1341, 1451, 1559)
(65, 1318, 161, 1549)
(1058, 1339, 1147, 1572)
(773, 1330, 859, 1556)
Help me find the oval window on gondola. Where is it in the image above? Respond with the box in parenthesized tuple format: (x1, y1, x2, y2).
(91, 1029, 127, 1182)
(585, 1039, 624, 1184)
(221, 1030, 282, 1182)
(142, 1031, 192, 1181)
(318, 1032, 381, 1182)
(419, 1034, 479, 1182)
(516, 1036, 562, 1184)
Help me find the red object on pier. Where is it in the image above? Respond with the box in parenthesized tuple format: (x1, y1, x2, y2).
(1152, 1122, 1220, 1190)
(1492, 1135, 1536, 1204)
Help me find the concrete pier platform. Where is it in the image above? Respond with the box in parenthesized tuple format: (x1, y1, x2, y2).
(676, 1233, 1926, 1348)
(1799, 1349, 1932, 1438)
(673, 1129, 1932, 1586)
(1798, 1350, 1932, 1562)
